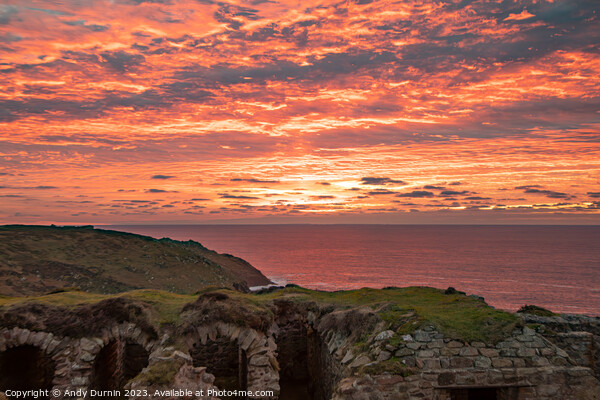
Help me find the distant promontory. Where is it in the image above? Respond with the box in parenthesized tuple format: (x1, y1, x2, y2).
(0, 225, 271, 296)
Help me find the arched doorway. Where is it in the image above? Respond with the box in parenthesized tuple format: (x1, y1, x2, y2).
(89, 340, 149, 399)
(0, 345, 55, 400)
(191, 337, 248, 399)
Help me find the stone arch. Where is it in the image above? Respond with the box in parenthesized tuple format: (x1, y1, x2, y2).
(0, 345, 55, 399)
(188, 323, 279, 398)
(84, 323, 154, 395)
(0, 328, 66, 398)
(191, 336, 246, 395)
(0, 324, 157, 394)
(89, 339, 149, 397)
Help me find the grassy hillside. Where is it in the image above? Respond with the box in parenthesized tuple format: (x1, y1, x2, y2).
(0, 286, 519, 344)
(0, 225, 271, 296)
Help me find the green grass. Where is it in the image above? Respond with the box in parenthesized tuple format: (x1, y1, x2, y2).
(225, 286, 518, 343)
(0, 285, 519, 344)
(251, 286, 519, 343)
(0, 289, 109, 308)
(0, 288, 196, 326)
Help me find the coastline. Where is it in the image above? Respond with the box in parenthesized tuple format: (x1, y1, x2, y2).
(104, 224, 600, 316)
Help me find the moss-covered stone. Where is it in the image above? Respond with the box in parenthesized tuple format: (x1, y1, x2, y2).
(130, 358, 185, 386)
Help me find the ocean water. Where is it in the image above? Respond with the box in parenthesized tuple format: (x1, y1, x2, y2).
(104, 225, 600, 315)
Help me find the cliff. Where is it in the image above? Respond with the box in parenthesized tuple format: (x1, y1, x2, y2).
(0, 225, 271, 296)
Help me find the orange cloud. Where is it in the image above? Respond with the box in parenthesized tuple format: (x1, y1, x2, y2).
(504, 9, 536, 21)
(0, 0, 598, 223)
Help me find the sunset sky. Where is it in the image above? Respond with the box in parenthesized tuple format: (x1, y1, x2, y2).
(0, 0, 599, 224)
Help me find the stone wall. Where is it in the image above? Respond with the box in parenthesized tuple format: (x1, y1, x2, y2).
(520, 313, 600, 379)
(331, 325, 600, 400)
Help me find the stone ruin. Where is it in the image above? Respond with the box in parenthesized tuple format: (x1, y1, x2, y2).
(0, 295, 599, 400)
(335, 324, 599, 400)
(519, 313, 600, 379)
(0, 323, 153, 397)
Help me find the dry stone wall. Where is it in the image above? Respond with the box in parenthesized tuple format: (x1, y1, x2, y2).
(332, 324, 600, 400)
(520, 313, 600, 379)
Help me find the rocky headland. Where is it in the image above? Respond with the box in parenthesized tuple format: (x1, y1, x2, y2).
(0, 225, 271, 296)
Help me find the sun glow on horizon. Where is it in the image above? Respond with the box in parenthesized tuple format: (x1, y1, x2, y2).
(0, 0, 598, 224)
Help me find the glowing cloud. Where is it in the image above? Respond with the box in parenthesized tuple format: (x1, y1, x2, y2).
(0, 0, 598, 224)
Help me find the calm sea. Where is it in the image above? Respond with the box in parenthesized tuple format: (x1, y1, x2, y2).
(103, 225, 600, 315)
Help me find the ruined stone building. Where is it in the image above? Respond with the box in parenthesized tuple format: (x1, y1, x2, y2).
(0, 288, 599, 400)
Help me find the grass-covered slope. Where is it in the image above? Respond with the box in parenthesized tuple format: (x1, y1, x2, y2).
(274, 286, 519, 343)
(0, 286, 519, 344)
(0, 225, 271, 296)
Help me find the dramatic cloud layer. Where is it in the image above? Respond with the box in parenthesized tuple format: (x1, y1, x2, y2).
(0, 0, 598, 223)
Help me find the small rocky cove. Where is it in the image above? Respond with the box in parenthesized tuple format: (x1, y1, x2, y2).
(0, 287, 599, 400)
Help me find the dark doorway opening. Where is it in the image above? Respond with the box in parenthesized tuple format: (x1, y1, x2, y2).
(191, 337, 248, 399)
(277, 319, 335, 400)
(89, 340, 149, 399)
(449, 388, 498, 400)
(277, 320, 312, 400)
(0, 345, 55, 400)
